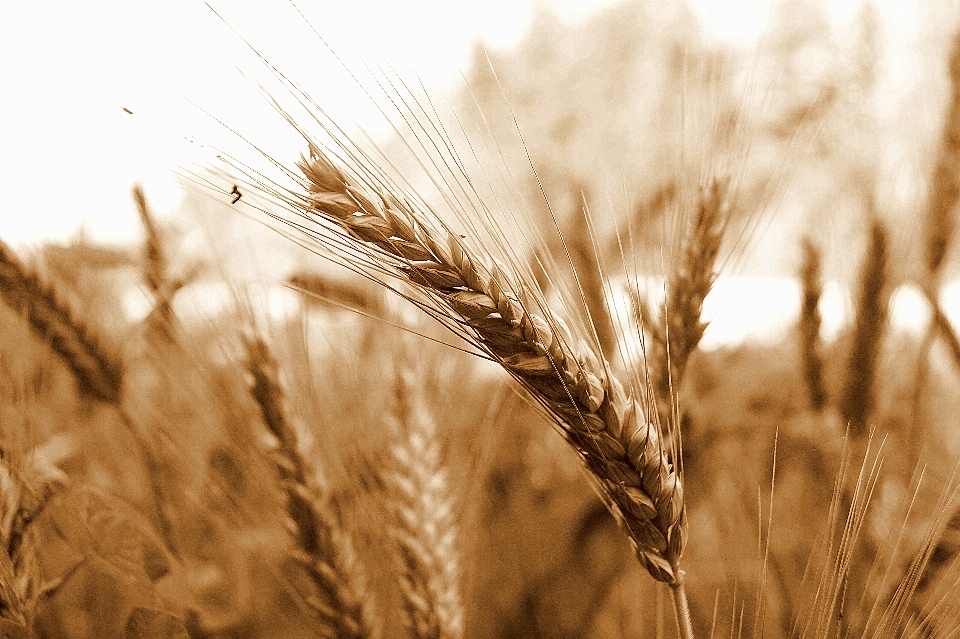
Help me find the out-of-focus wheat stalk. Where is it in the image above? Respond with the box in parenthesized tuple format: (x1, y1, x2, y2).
(0, 239, 122, 404)
(241, 137, 693, 636)
(925, 30, 960, 281)
(840, 219, 888, 438)
(651, 179, 727, 411)
(385, 365, 463, 639)
(244, 335, 372, 639)
(799, 237, 828, 413)
(0, 238, 185, 567)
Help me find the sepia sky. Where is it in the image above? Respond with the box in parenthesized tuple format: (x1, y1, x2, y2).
(0, 0, 906, 248)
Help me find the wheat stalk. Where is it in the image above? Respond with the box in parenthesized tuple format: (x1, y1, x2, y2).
(0, 239, 122, 404)
(652, 179, 727, 407)
(0, 238, 193, 567)
(244, 335, 372, 639)
(266, 140, 692, 636)
(800, 237, 828, 412)
(925, 29, 960, 278)
(384, 365, 463, 639)
(840, 218, 888, 438)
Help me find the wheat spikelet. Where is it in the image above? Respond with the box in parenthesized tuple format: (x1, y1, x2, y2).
(0, 239, 122, 404)
(799, 237, 828, 412)
(384, 365, 463, 639)
(286, 142, 688, 591)
(244, 335, 372, 639)
(840, 219, 888, 438)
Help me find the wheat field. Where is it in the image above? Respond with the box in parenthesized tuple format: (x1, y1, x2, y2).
(2, 2, 960, 639)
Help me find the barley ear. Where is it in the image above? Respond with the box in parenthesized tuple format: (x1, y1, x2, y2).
(384, 365, 463, 639)
(244, 335, 372, 639)
(0, 239, 122, 404)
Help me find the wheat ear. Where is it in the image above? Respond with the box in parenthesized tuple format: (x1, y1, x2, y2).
(839, 219, 888, 438)
(799, 237, 828, 412)
(384, 365, 463, 639)
(0, 239, 122, 404)
(291, 144, 688, 597)
(244, 336, 372, 639)
(648, 179, 726, 428)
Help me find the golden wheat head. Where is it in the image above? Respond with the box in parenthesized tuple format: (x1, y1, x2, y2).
(289, 143, 688, 587)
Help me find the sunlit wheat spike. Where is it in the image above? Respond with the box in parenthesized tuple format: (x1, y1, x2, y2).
(0, 238, 122, 404)
(649, 178, 727, 421)
(925, 28, 960, 276)
(800, 237, 828, 412)
(665, 179, 726, 380)
(840, 219, 888, 438)
(244, 335, 372, 639)
(385, 366, 463, 639)
(290, 143, 688, 589)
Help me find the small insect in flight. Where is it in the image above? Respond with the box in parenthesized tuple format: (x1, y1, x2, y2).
(122, 107, 133, 114)
(230, 185, 242, 204)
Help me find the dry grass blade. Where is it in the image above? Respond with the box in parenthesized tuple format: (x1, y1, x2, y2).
(291, 143, 688, 592)
(245, 335, 372, 639)
(0, 239, 122, 404)
(799, 237, 828, 412)
(840, 219, 888, 438)
(385, 366, 463, 639)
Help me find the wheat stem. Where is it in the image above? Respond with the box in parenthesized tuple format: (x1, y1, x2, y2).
(672, 573, 695, 639)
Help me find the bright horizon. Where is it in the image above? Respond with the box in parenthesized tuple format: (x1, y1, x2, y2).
(0, 0, 889, 250)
